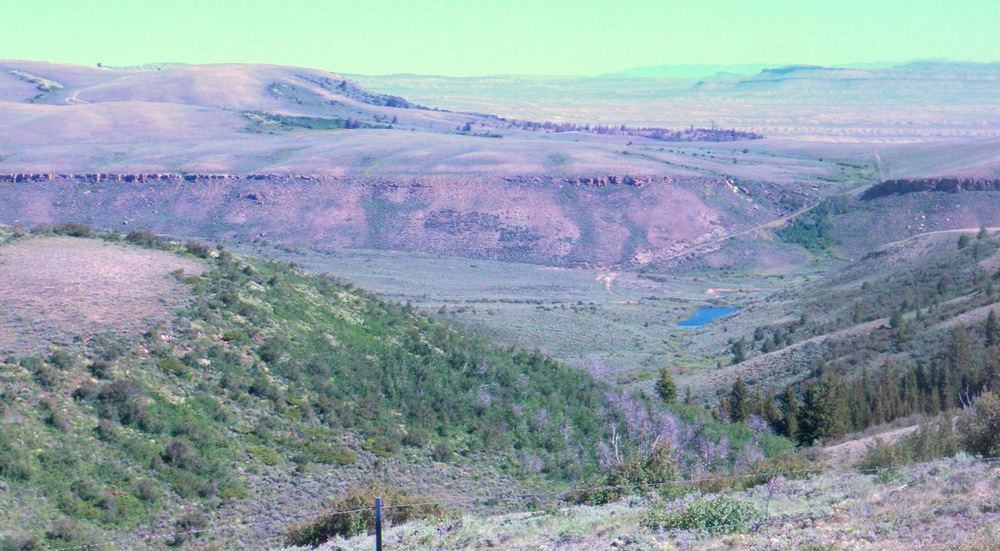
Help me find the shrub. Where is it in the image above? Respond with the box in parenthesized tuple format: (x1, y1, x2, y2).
(247, 445, 281, 466)
(162, 438, 199, 469)
(31, 362, 59, 390)
(125, 229, 169, 249)
(700, 451, 816, 493)
(576, 444, 679, 505)
(171, 510, 210, 546)
(431, 442, 453, 462)
(94, 419, 118, 443)
(157, 356, 190, 377)
(304, 442, 357, 465)
(49, 349, 76, 370)
(53, 222, 93, 238)
(29, 223, 52, 235)
(284, 483, 445, 547)
(45, 517, 80, 543)
(0, 536, 46, 551)
(185, 241, 214, 259)
(855, 437, 908, 471)
(364, 435, 401, 458)
(958, 391, 1000, 457)
(0, 430, 34, 481)
(95, 380, 155, 431)
(641, 495, 762, 535)
(135, 479, 159, 502)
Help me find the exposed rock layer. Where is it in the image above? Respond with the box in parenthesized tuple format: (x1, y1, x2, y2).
(862, 178, 1000, 201)
(0, 173, 786, 266)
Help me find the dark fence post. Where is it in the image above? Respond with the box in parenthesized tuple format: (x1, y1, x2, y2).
(375, 496, 383, 551)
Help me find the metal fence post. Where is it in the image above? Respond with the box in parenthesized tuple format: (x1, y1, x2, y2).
(375, 496, 383, 551)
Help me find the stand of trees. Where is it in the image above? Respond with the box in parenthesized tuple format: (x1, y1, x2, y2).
(718, 311, 1000, 446)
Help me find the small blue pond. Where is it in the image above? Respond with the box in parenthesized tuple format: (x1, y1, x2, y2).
(678, 307, 740, 328)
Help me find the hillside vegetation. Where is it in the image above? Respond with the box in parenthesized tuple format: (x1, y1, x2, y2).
(0, 230, 615, 548)
(696, 225, 1000, 447)
(0, 228, 803, 549)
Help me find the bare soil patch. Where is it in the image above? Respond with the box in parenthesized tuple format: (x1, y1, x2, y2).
(0, 236, 204, 355)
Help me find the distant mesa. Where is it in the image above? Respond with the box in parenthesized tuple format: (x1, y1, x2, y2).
(862, 178, 1000, 201)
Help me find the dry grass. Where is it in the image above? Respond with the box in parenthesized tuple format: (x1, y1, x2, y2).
(307, 455, 1000, 550)
(0, 236, 204, 355)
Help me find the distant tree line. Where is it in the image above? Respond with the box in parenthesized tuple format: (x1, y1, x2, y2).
(719, 230, 1000, 445)
(502, 120, 763, 142)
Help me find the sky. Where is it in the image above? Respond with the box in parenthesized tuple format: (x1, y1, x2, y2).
(3, 0, 999, 76)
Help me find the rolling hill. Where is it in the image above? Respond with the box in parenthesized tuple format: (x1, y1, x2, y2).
(2, 58, 1000, 550)
(0, 230, 614, 548)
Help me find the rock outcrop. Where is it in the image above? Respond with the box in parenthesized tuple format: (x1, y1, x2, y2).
(861, 178, 1000, 201)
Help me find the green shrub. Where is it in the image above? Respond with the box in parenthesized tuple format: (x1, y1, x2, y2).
(284, 483, 445, 547)
(364, 435, 401, 458)
(641, 495, 762, 535)
(49, 349, 76, 370)
(31, 362, 59, 390)
(576, 444, 679, 505)
(959, 391, 1000, 457)
(855, 437, 908, 471)
(94, 379, 156, 431)
(699, 451, 816, 493)
(431, 442, 452, 462)
(247, 445, 281, 466)
(304, 442, 357, 465)
(0, 535, 46, 551)
(125, 229, 170, 249)
(402, 428, 430, 448)
(0, 432, 34, 481)
(134, 479, 159, 502)
(45, 517, 80, 544)
(221, 329, 250, 344)
(185, 241, 214, 258)
(53, 222, 93, 238)
(171, 510, 209, 546)
(157, 356, 190, 377)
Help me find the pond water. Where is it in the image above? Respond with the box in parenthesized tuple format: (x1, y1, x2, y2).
(678, 307, 740, 328)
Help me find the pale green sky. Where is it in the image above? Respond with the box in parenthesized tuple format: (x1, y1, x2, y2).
(3, 0, 999, 76)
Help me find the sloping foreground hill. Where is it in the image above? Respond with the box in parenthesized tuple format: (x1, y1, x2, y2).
(310, 453, 1000, 550)
(0, 229, 614, 549)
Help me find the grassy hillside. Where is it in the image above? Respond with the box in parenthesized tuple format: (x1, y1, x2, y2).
(309, 453, 1000, 550)
(0, 228, 800, 549)
(677, 223, 1000, 450)
(0, 230, 616, 548)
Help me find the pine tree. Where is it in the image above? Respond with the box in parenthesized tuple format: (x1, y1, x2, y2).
(728, 375, 750, 422)
(779, 386, 799, 441)
(889, 309, 904, 330)
(762, 390, 781, 427)
(986, 346, 1000, 393)
(798, 382, 822, 445)
(656, 367, 678, 404)
(731, 338, 747, 364)
(798, 376, 848, 445)
(987, 309, 999, 347)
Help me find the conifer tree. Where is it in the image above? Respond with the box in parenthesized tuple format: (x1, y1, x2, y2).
(779, 386, 799, 441)
(986, 309, 998, 347)
(728, 374, 750, 422)
(656, 367, 678, 404)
